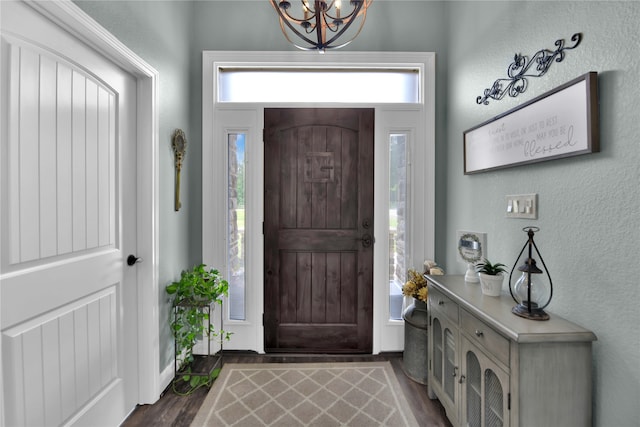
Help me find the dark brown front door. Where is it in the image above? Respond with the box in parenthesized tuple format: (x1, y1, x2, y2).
(264, 108, 374, 353)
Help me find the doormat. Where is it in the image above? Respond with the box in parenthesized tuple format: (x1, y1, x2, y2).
(190, 362, 420, 427)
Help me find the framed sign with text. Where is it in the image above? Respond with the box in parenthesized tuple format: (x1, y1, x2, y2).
(464, 72, 599, 174)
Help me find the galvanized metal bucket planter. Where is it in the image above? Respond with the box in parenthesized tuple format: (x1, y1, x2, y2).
(402, 298, 429, 384)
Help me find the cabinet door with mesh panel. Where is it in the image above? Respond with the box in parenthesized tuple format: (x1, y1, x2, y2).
(461, 337, 510, 427)
(429, 313, 460, 425)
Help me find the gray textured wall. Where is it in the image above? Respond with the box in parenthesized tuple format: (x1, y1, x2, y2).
(74, 0, 197, 370)
(444, 2, 640, 425)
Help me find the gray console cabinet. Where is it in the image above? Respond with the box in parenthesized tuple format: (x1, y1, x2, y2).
(427, 275, 596, 427)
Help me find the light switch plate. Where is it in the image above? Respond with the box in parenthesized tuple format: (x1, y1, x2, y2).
(506, 193, 538, 219)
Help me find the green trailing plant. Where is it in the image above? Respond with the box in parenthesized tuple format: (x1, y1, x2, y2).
(475, 258, 507, 276)
(166, 264, 232, 395)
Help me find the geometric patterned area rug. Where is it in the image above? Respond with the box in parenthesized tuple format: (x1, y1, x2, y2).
(190, 362, 420, 427)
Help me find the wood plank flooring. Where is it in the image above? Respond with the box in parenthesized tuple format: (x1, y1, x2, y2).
(122, 352, 452, 427)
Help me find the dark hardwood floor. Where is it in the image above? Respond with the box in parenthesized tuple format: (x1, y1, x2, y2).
(122, 352, 452, 427)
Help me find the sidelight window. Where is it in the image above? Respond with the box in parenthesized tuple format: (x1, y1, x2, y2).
(227, 132, 246, 320)
(389, 133, 409, 320)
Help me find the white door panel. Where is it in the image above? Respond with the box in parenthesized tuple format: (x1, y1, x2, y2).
(3, 38, 120, 267)
(3, 286, 119, 426)
(1, 251, 121, 327)
(1, 1, 138, 425)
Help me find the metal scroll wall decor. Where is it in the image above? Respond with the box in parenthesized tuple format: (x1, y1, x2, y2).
(477, 33, 582, 105)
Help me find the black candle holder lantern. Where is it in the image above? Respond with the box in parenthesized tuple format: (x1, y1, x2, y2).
(508, 227, 553, 321)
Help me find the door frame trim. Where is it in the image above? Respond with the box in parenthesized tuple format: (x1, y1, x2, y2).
(24, 0, 161, 405)
(203, 51, 435, 355)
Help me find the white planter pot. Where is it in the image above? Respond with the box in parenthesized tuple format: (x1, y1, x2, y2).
(479, 273, 504, 297)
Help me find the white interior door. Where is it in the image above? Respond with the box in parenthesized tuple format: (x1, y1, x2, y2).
(1, 2, 139, 425)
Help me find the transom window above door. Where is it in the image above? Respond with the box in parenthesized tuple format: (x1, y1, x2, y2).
(218, 68, 421, 103)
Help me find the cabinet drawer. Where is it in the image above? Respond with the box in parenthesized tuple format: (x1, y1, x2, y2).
(460, 308, 510, 367)
(429, 286, 459, 323)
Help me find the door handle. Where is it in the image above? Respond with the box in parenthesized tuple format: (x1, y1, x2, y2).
(356, 233, 373, 248)
(127, 255, 142, 266)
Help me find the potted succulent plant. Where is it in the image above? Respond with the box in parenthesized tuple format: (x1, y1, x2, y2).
(475, 258, 507, 297)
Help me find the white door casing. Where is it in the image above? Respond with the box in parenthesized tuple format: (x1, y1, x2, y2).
(202, 51, 435, 354)
(0, 1, 159, 425)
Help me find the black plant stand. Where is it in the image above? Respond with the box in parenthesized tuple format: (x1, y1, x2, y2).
(173, 300, 223, 390)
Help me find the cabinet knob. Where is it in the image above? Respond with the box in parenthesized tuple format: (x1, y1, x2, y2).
(438, 300, 444, 306)
(475, 330, 484, 337)
(452, 366, 458, 377)
(459, 375, 466, 384)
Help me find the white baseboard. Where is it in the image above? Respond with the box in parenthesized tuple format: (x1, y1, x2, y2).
(159, 362, 175, 394)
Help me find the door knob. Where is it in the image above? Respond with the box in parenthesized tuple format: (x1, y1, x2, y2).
(127, 255, 142, 266)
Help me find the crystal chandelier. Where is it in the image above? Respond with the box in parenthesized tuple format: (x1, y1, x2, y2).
(270, 0, 372, 52)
